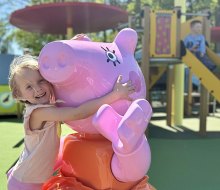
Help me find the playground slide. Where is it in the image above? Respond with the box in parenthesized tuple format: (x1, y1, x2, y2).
(149, 66, 166, 89)
(182, 49, 220, 102)
(206, 47, 220, 66)
(135, 49, 167, 90)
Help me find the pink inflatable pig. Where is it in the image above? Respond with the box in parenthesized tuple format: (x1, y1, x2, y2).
(39, 28, 154, 190)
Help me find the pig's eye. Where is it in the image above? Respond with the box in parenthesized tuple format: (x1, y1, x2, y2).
(101, 46, 120, 67)
(107, 51, 117, 62)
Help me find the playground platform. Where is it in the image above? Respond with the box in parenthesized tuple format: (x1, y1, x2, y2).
(150, 101, 220, 136)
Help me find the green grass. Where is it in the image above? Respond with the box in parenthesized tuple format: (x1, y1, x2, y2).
(0, 117, 72, 190)
(0, 118, 23, 190)
(148, 138, 220, 190)
(1, 117, 220, 190)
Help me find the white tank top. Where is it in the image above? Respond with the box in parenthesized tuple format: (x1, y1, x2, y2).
(12, 104, 61, 183)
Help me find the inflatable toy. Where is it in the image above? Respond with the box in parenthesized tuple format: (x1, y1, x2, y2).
(38, 28, 154, 189)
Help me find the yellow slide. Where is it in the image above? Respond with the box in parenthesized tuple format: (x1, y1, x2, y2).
(206, 47, 220, 67)
(182, 49, 220, 102)
(149, 66, 167, 90)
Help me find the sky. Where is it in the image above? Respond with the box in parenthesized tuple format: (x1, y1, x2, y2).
(0, 0, 29, 55)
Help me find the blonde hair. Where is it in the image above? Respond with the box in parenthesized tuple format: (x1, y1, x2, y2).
(8, 55, 39, 101)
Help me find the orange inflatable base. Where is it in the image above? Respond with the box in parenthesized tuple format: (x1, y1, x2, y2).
(42, 133, 156, 190)
(42, 174, 156, 190)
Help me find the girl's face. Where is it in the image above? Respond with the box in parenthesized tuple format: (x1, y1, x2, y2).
(16, 67, 54, 105)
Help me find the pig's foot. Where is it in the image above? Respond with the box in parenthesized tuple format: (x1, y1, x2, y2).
(132, 99, 153, 119)
(116, 100, 152, 154)
(93, 104, 122, 143)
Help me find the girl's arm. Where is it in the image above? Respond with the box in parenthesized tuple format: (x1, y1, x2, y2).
(30, 75, 135, 130)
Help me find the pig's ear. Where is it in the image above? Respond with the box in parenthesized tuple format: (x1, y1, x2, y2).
(114, 28, 138, 53)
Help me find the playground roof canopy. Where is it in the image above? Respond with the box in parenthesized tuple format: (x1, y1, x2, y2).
(9, 2, 128, 34)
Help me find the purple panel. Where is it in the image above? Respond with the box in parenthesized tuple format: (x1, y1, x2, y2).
(155, 13, 171, 55)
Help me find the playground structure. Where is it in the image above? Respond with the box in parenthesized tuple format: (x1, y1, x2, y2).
(131, 6, 220, 135)
(7, 1, 220, 132)
(0, 54, 23, 118)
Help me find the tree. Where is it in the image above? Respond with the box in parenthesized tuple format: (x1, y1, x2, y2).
(0, 0, 65, 55)
(7, 30, 63, 55)
(1, 0, 218, 55)
(185, 0, 218, 27)
(0, 21, 7, 53)
(0, 0, 31, 53)
(1, 0, 126, 54)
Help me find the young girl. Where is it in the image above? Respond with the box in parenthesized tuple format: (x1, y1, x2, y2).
(7, 54, 135, 190)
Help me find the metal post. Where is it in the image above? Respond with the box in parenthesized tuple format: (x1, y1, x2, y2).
(199, 86, 208, 136)
(141, 6, 151, 138)
(166, 65, 175, 126)
(199, 10, 211, 136)
(141, 6, 151, 100)
(66, 27, 73, 39)
(173, 2, 184, 126)
(128, 15, 135, 28)
(186, 70, 193, 116)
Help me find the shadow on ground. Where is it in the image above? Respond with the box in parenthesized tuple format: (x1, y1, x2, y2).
(148, 123, 220, 139)
(0, 115, 23, 123)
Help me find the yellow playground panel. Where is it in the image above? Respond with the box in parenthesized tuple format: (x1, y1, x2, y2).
(0, 54, 23, 117)
(150, 10, 179, 58)
(0, 85, 18, 115)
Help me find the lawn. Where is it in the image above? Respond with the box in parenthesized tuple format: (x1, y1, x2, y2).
(0, 116, 73, 190)
(0, 117, 24, 190)
(1, 116, 220, 190)
(148, 138, 220, 190)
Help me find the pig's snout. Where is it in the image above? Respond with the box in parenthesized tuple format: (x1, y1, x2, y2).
(39, 54, 75, 84)
(41, 57, 68, 70)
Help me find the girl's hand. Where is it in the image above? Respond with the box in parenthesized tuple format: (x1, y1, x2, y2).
(71, 34, 91, 41)
(113, 75, 135, 100)
(72, 34, 86, 40)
